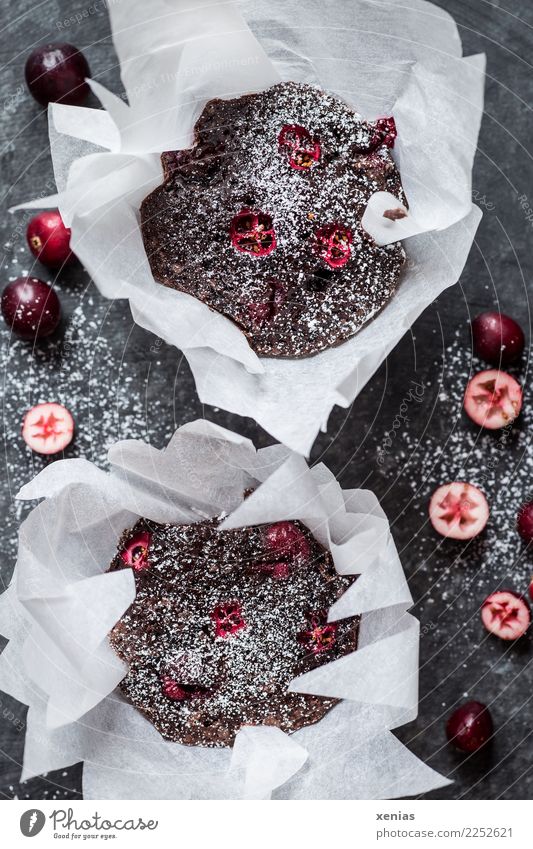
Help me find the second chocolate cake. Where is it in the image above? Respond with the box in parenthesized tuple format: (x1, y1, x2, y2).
(141, 81, 407, 358)
(108, 517, 359, 747)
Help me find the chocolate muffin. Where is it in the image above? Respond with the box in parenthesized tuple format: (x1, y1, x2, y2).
(108, 517, 359, 747)
(140, 81, 407, 358)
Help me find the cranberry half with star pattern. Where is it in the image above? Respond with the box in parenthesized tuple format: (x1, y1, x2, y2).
(211, 601, 246, 638)
(278, 124, 321, 170)
(314, 224, 353, 269)
(230, 209, 276, 257)
(298, 611, 337, 655)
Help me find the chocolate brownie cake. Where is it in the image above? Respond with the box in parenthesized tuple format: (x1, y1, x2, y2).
(140, 82, 407, 358)
(108, 517, 359, 747)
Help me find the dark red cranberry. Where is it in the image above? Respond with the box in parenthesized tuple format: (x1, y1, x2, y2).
(1, 277, 61, 340)
(211, 601, 246, 638)
(298, 612, 337, 655)
(278, 124, 321, 170)
(371, 116, 397, 149)
(25, 43, 91, 107)
(471, 312, 525, 365)
(446, 701, 493, 752)
(248, 280, 286, 326)
(315, 224, 352, 269)
(121, 532, 151, 572)
(517, 501, 533, 543)
(265, 522, 311, 559)
(230, 209, 276, 257)
(27, 211, 73, 268)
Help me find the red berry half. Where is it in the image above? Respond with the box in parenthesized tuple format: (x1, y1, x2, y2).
(446, 701, 493, 752)
(211, 601, 246, 638)
(529, 576, 533, 602)
(481, 590, 531, 640)
(121, 531, 151, 572)
(161, 675, 208, 701)
(463, 370, 522, 430)
(230, 209, 276, 257)
(247, 280, 286, 326)
(27, 211, 73, 268)
(265, 521, 311, 559)
(278, 124, 321, 170)
(1, 277, 61, 340)
(297, 611, 337, 655)
(25, 43, 91, 107)
(517, 501, 533, 543)
(471, 312, 524, 365)
(429, 482, 489, 540)
(21, 402, 74, 455)
(314, 224, 352, 269)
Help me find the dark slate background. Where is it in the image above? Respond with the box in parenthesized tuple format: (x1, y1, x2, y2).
(1, 0, 532, 801)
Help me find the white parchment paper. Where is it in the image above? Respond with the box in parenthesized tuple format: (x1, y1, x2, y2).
(14, 0, 485, 455)
(0, 421, 449, 799)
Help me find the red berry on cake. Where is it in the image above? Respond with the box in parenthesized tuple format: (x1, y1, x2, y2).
(211, 601, 246, 638)
(446, 702, 493, 752)
(298, 612, 337, 655)
(230, 209, 276, 257)
(278, 124, 321, 170)
(314, 224, 352, 269)
(27, 211, 73, 267)
(121, 531, 151, 572)
(265, 521, 311, 559)
(21, 402, 74, 455)
(481, 590, 530, 640)
(463, 370, 522, 429)
(429, 482, 489, 540)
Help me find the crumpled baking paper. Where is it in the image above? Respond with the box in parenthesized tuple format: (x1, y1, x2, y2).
(0, 420, 449, 799)
(13, 0, 485, 455)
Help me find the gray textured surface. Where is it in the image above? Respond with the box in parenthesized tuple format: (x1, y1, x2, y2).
(1, 0, 532, 800)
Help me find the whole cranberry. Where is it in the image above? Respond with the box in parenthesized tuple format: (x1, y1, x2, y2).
(25, 43, 91, 107)
(517, 501, 533, 543)
(27, 211, 73, 267)
(1, 277, 61, 340)
(471, 312, 525, 365)
(446, 701, 493, 753)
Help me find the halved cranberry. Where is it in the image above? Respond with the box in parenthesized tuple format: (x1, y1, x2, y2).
(471, 312, 525, 365)
(298, 612, 337, 655)
(22, 402, 74, 455)
(429, 482, 489, 540)
(230, 209, 276, 257)
(314, 224, 352, 269)
(463, 370, 522, 429)
(248, 280, 286, 326)
(446, 702, 493, 752)
(161, 675, 208, 701)
(481, 590, 530, 640)
(265, 521, 311, 559)
(529, 576, 533, 602)
(121, 531, 151, 572)
(278, 124, 321, 170)
(211, 601, 246, 638)
(27, 211, 73, 268)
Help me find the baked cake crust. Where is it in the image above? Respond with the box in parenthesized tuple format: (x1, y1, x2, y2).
(108, 517, 359, 747)
(140, 82, 406, 358)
